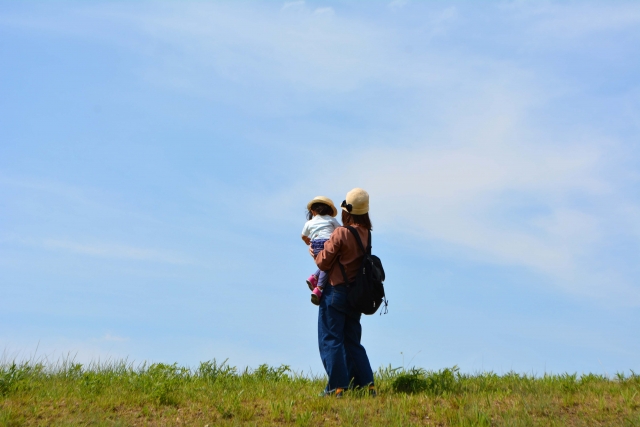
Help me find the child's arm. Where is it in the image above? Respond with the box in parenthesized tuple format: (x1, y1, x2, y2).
(301, 221, 312, 245)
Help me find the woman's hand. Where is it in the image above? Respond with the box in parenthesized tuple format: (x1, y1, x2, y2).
(309, 246, 316, 258)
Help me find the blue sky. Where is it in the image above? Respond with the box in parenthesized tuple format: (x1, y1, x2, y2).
(1, 1, 639, 375)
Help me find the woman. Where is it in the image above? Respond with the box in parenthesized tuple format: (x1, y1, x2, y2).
(311, 188, 375, 397)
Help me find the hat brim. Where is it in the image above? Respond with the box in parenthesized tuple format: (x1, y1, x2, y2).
(307, 197, 338, 217)
(342, 206, 368, 215)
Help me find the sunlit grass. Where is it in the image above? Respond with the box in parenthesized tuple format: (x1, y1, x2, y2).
(1, 358, 639, 426)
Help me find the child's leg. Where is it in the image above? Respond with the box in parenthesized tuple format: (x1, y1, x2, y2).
(316, 270, 328, 288)
(311, 270, 326, 305)
(306, 273, 319, 290)
(306, 239, 327, 291)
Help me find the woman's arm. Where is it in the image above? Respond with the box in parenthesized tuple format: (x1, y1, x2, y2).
(313, 229, 343, 271)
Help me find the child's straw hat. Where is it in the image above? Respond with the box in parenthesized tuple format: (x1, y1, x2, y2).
(307, 196, 338, 217)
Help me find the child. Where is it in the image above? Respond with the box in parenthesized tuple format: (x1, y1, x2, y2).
(302, 196, 340, 305)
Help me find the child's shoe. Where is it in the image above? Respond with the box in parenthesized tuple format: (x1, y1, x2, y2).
(311, 286, 323, 305)
(306, 274, 318, 291)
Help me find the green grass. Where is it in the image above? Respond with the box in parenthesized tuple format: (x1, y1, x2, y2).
(1, 359, 639, 426)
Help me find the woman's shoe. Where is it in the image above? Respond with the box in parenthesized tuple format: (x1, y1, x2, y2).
(306, 274, 318, 290)
(311, 286, 323, 305)
(319, 388, 344, 398)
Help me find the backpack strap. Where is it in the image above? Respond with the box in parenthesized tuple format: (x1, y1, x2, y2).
(325, 255, 348, 285)
(346, 226, 371, 255)
(338, 259, 349, 285)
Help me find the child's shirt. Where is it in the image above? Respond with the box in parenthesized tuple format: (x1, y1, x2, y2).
(302, 215, 341, 241)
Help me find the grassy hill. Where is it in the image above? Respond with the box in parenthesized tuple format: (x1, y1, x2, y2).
(1, 359, 639, 426)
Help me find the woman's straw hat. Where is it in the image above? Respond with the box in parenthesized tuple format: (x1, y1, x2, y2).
(307, 196, 338, 217)
(341, 188, 369, 215)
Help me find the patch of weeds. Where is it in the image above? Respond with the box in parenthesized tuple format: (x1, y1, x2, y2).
(426, 366, 460, 395)
(560, 373, 579, 394)
(470, 372, 501, 393)
(252, 364, 291, 382)
(392, 368, 429, 394)
(392, 366, 460, 395)
(580, 373, 606, 385)
(197, 359, 237, 384)
(0, 362, 43, 396)
(137, 363, 189, 406)
(375, 364, 402, 382)
(64, 363, 84, 380)
(81, 371, 108, 395)
(3, 358, 639, 426)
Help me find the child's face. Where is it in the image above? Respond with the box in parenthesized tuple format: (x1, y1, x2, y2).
(311, 210, 317, 217)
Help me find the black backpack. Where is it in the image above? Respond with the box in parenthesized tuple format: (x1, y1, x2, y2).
(338, 226, 388, 315)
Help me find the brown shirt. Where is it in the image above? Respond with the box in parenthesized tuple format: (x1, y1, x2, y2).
(314, 225, 369, 286)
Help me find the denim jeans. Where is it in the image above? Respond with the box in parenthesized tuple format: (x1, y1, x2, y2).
(318, 284, 374, 391)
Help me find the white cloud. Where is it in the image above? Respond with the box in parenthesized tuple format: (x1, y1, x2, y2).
(5, 3, 389, 95)
(3, 2, 639, 305)
(336, 143, 600, 272)
(323, 128, 639, 303)
(116, 2, 636, 303)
